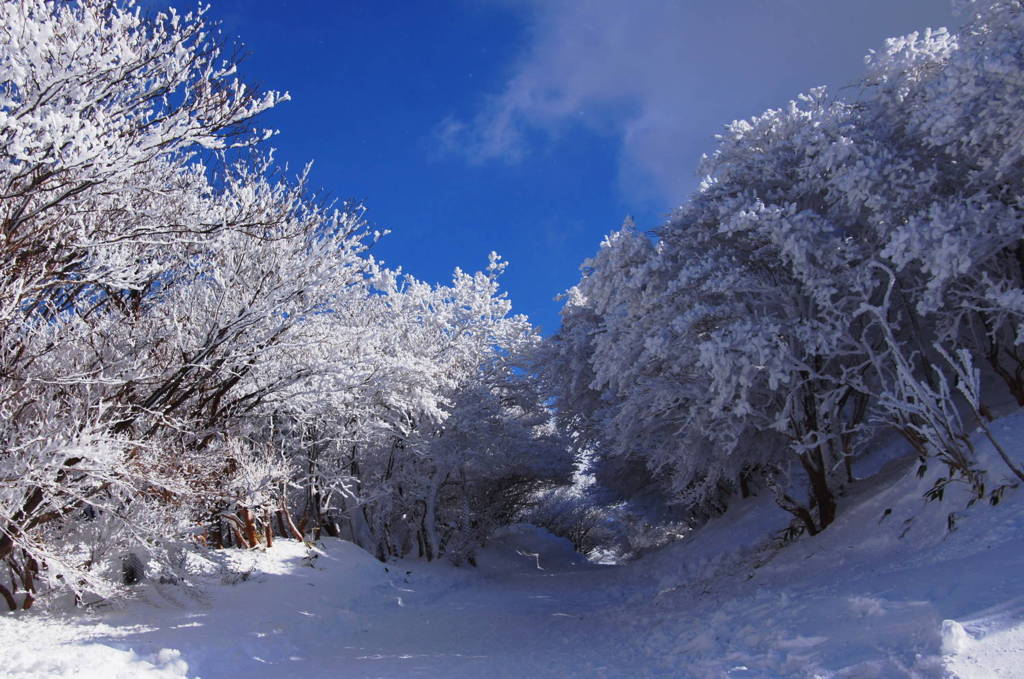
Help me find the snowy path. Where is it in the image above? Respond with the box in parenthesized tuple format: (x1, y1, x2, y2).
(6, 415, 1024, 679)
(332, 558, 633, 677)
(2, 535, 664, 679)
(3, 511, 1024, 679)
(195, 544, 640, 678)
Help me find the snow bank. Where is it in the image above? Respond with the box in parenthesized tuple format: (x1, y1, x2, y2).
(944, 617, 1024, 679)
(617, 410, 1024, 677)
(0, 618, 190, 679)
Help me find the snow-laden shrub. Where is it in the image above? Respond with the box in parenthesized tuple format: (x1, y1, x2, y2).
(522, 486, 688, 562)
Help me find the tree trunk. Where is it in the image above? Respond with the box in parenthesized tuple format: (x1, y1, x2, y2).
(800, 449, 836, 533)
(739, 466, 756, 498)
(0, 486, 46, 564)
(0, 458, 86, 563)
(0, 582, 16, 612)
(420, 471, 446, 561)
(278, 506, 304, 542)
(987, 347, 1024, 407)
(779, 493, 820, 537)
(238, 508, 259, 547)
(21, 554, 37, 610)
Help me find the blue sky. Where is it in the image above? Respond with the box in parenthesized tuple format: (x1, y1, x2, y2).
(151, 0, 956, 335)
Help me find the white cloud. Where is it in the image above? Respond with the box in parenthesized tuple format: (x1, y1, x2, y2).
(439, 0, 954, 208)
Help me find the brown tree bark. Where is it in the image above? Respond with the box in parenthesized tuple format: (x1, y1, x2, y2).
(238, 508, 259, 548)
(0, 582, 17, 612)
(264, 511, 274, 548)
(278, 505, 304, 542)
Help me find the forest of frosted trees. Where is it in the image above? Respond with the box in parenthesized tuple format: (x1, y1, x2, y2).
(545, 0, 1024, 537)
(2, 0, 1023, 613)
(0, 0, 570, 610)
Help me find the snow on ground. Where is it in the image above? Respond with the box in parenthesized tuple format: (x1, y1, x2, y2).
(3, 413, 1023, 678)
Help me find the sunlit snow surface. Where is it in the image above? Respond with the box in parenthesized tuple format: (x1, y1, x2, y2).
(3, 413, 1024, 678)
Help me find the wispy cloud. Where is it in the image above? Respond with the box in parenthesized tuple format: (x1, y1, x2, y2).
(438, 0, 954, 208)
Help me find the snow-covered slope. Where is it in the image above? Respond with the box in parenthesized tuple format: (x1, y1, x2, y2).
(3, 414, 1023, 678)
(616, 412, 1024, 678)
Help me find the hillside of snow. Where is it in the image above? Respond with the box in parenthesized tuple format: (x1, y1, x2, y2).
(3, 413, 1023, 678)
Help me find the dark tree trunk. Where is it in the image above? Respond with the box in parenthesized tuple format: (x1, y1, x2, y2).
(279, 505, 304, 541)
(739, 466, 756, 498)
(0, 582, 16, 612)
(800, 449, 837, 533)
(0, 486, 46, 564)
(238, 508, 259, 547)
(987, 345, 1024, 407)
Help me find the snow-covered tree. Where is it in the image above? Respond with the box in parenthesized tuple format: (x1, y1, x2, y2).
(546, 0, 1024, 536)
(0, 0, 291, 607)
(866, 6, 1024, 404)
(285, 256, 571, 562)
(0, 0, 568, 610)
